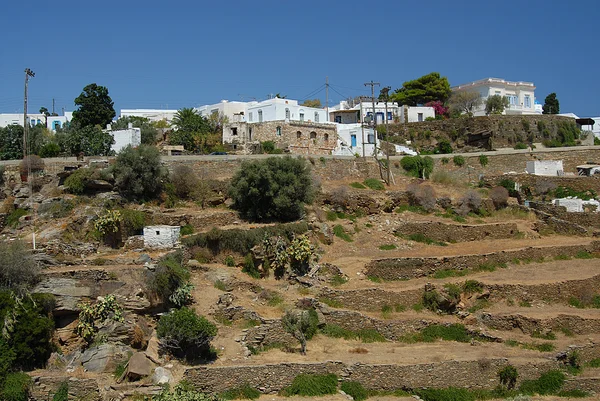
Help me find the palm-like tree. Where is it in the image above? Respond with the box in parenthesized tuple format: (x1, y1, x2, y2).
(172, 108, 207, 132)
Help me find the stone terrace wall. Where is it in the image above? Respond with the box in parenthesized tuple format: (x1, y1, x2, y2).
(485, 174, 600, 195)
(395, 222, 518, 242)
(30, 377, 101, 401)
(320, 274, 600, 312)
(365, 241, 600, 281)
(183, 359, 558, 394)
(319, 287, 423, 312)
(480, 313, 600, 335)
(529, 202, 600, 229)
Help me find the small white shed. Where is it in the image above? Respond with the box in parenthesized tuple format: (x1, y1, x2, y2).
(526, 160, 564, 176)
(110, 125, 142, 154)
(553, 198, 584, 213)
(143, 225, 180, 249)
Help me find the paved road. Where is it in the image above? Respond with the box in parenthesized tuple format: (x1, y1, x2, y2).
(1, 144, 598, 166)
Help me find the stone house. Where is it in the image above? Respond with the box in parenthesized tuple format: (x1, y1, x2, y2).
(143, 225, 180, 249)
(223, 120, 338, 155)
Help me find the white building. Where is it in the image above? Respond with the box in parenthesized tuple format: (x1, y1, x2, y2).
(526, 160, 564, 176)
(553, 198, 584, 213)
(246, 98, 328, 124)
(451, 78, 538, 117)
(120, 109, 178, 124)
(332, 123, 417, 157)
(195, 100, 250, 123)
(143, 226, 180, 249)
(0, 112, 73, 131)
(109, 124, 141, 154)
(328, 101, 434, 124)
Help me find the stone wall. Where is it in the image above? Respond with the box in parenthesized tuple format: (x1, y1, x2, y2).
(480, 313, 600, 335)
(529, 202, 600, 230)
(485, 174, 600, 197)
(183, 359, 558, 394)
(387, 115, 578, 151)
(144, 209, 240, 231)
(319, 287, 423, 312)
(365, 242, 600, 281)
(30, 377, 101, 401)
(394, 222, 518, 242)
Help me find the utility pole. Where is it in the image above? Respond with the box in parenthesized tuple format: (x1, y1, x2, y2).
(325, 76, 329, 121)
(380, 86, 392, 185)
(364, 80, 380, 127)
(23, 68, 35, 154)
(360, 101, 365, 159)
(52, 98, 55, 115)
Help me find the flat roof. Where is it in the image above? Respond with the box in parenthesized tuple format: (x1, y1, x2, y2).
(576, 164, 600, 168)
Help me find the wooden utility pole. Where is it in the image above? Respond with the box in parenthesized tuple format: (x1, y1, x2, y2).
(23, 68, 35, 154)
(325, 76, 329, 120)
(380, 86, 392, 185)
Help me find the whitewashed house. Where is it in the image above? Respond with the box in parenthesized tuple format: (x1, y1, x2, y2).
(120, 109, 178, 124)
(328, 101, 434, 124)
(195, 100, 249, 122)
(246, 97, 328, 124)
(525, 160, 564, 176)
(451, 78, 538, 117)
(109, 124, 142, 153)
(143, 226, 180, 249)
(553, 198, 584, 213)
(0, 112, 73, 131)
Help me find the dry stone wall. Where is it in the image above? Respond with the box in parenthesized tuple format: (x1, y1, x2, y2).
(480, 313, 600, 335)
(183, 359, 558, 394)
(365, 242, 600, 280)
(30, 377, 101, 401)
(319, 287, 423, 312)
(395, 222, 518, 242)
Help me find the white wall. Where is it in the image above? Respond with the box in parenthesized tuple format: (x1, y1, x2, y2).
(333, 123, 377, 156)
(143, 226, 180, 249)
(195, 100, 249, 122)
(120, 109, 178, 124)
(0, 113, 71, 131)
(452, 78, 537, 117)
(405, 106, 436, 122)
(110, 127, 141, 154)
(247, 98, 328, 124)
(526, 160, 564, 176)
(553, 198, 584, 213)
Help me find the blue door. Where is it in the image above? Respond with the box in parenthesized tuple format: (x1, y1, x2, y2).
(351, 135, 357, 147)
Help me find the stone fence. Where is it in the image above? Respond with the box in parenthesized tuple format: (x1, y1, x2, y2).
(394, 222, 518, 243)
(480, 313, 600, 336)
(183, 359, 558, 394)
(365, 242, 600, 281)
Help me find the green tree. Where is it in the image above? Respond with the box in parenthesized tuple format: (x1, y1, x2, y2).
(112, 144, 168, 200)
(39, 107, 50, 128)
(282, 309, 319, 355)
(448, 91, 482, 116)
(391, 72, 451, 106)
(172, 108, 209, 133)
(156, 307, 217, 362)
(485, 95, 509, 115)
(542, 92, 560, 114)
(55, 123, 114, 156)
(229, 156, 315, 222)
(72, 83, 116, 128)
(301, 99, 322, 108)
(400, 155, 434, 179)
(0, 125, 24, 160)
(111, 116, 158, 145)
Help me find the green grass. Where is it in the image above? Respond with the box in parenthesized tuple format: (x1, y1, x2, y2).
(379, 244, 397, 250)
(113, 361, 127, 379)
(363, 178, 385, 190)
(531, 331, 556, 340)
(180, 224, 194, 236)
(266, 293, 284, 307)
(6, 208, 27, 228)
(463, 280, 484, 294)
(560, 327, 575, 337)
(330, 275, 348, 286)
(569, 297, 585, 309)
(214, 280, 227, 291)
(554, 254, 571, 261)
(340, 382, 368, 401)
(349, 182, 366, 189)
(222, 384, 261, 400)
(333, 225, 353, 242)
(319, 297, 343, 308)
(575, 251, 594, 259)
(367, 276, 382, 283)
(519, 370, 565, 395)
(468, 299, 491, 313)
(280, 374, 338, 397)
(326, 211, 338, 221)
(412, 303, 424, 312)
(587, 358, 600, 368)
(505, 340, 555, 352)
(519, 300, 532, 308)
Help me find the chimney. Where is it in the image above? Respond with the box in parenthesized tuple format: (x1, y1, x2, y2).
(128, 122, 133, 129)
(106, 123, 111, 130)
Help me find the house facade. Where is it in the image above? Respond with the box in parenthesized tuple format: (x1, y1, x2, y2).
(0, 112, 73, 131)
(109, 124, 142, 154)
(246, 98, 328, 124)
(328, 101, 434, 124)
(526, 160, 564, 176)
(451, 78, 538, 117)
(195, 100, 249, 122)
(120, 109, 178, 124)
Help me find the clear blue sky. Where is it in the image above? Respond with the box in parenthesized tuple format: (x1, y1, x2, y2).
(1, 0, 598, 117)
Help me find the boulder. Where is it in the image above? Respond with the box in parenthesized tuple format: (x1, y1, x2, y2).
(126, 352, 155, 380)
(80, 344, 130, 373)
(152, 367, 173, 385)
(145, 332, 161, 364)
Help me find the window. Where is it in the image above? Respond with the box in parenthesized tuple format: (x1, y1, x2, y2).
(524, 95, 531, 108)
(285, 108, 290, 119)
(310, 131, 317, 139)
(495, 91, 501, 95)
(249, 112, 253, 122)
(351, 135, 357, 147)
(418, 113, 423, 122)
(248, 128, 252, 141)
(334, 116, 342, 123)
(156, 231, 160, 235)
(297, 131, 302, 139)
(299, 113, 304, 122)
(315, 112, 319, 122)
(387, 112, 393, 120)
(276, 126, 281, 136)
(258, 110, 263, 123)
(368, 133, 375, 144)
(324, 133, 329, 141)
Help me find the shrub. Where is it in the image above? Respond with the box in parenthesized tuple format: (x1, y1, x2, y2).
(349, 182, 366, 189)
(170, 164, 200, 199)
(156, 307, 217, 362)
(340, 381, 368, 401)
(120, 208, 146, 236)
(19, 155, 44, 176)
(479, 154, 488, 167)
(222, 383, 261, 400)
(0, 240, 39, 292)
(415, 387, 476, 401)
(281, 374, 338, 396)
(180, 224, 194, 236)
(242, 254, 260, 278)
(64, 167, 94, 194)
(514, 142, 528, 150)
(441, 157, 449, 164)
(51, 382, 69, 401)
(453, 155, 465, 167)
(76, 294, 123, 343)
(333, 225, 353, 242)
(456, 190, 482, 216)
(400, 155, 434, 178)
(330, 186, 349, 209)
(112, 144, 168, 200)
(282, 309, 319, 354)
(490, 186, 509, 209)
(39, 142, 61, 158)
(261, 141, 276, 153)
(499, 365, 519, 390)
(519, 370, 565, 395)
(37, 199, 74, 218)
(407, 183, 436, 212)
(146, 251, 191, 304)
(6, 208, 27, 228)
(436, 140, 453, 154)
(224, 255, 235, 267)
(2, 372, 31, 401)
(363, 178, 385, 190)
(229, 156, 314, 222)
(153, 382, 220, 401)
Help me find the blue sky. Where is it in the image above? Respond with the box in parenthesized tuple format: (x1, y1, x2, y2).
(1, 0, 598, 117)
